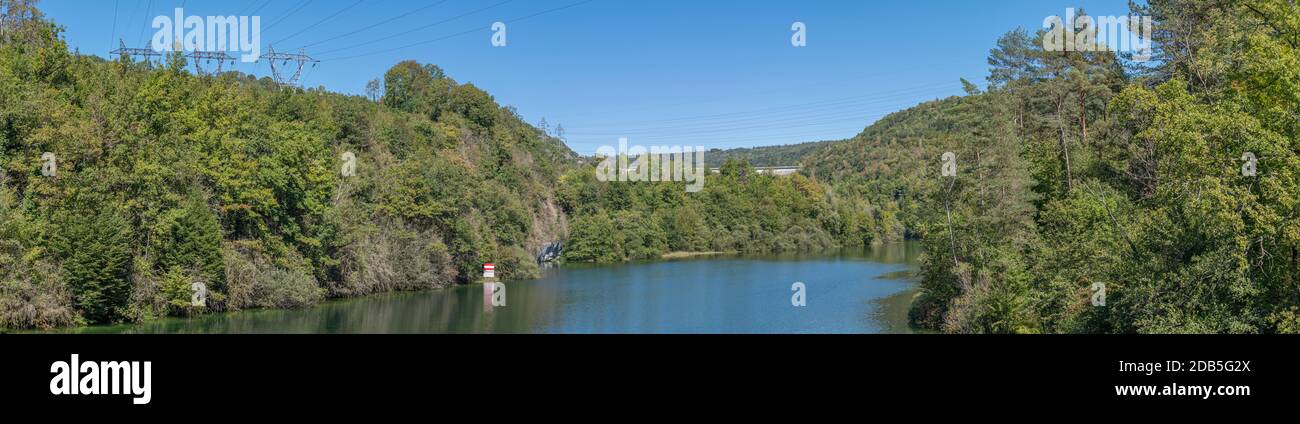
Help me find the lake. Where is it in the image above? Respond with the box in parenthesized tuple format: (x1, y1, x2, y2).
(68, 242, 923, 334)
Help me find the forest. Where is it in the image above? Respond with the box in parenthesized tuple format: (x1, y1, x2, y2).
(557, 157, 875, 262)
(2, 0, 1297, 334)
(805, 0, 1299, 333)
(703, 139, 839, 168)
(0, 1, 581, 329)
(0, 0, 874, 330)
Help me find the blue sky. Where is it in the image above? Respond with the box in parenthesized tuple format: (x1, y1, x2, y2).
(42, 0, 1136, 154)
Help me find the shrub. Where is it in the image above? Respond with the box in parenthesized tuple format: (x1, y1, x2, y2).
(222, 241, 324, 310)
(335, 221, 456, 297)
(124, 263, 214, 321)
(0, 241, 81, 330)
(254, 268, 325, 309)
(498, 245, 540, 280)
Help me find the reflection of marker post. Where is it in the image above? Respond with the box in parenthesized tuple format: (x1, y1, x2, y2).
(483, 263, 496, 312)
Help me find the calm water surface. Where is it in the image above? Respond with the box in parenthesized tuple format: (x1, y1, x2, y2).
(70, 242, 922, 334)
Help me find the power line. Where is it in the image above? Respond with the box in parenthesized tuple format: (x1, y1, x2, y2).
(320, 0, 594, 61)
(504, 0, 594, 25)
(128, 0, 143, 37)
(298, 63, 322, 89)
(560, 81, 958, 148)
(567, 95, 955, 137)
(109, 0, 119, 53)
(566, 124, 880, 152)
(273, 0, 366, 45)
(136, 0, 153, 47)
(567, 101, 944, 140)
(592, 68, 957, 117)
(313, 0, 517, 57)
(265, 0, 315, 31)
(318, 26, 478, 61)
(586, 106, 944, 146)
(582, 83, 958, 128)
(568, 82, 959, 130)
(236, 0, 262, 15)
(295, 0, 449, 50)
(576, 117, 888, 144)
(249, 0, 274, 16)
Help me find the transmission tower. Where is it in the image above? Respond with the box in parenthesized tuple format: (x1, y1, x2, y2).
(262, 45, 320, 87)
(109, 39, 162, 66)
(186, 51, 236, 76)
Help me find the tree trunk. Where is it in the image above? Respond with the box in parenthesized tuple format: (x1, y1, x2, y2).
(1056, 96, 1074, 191)
(1078, 90, 1089, 141)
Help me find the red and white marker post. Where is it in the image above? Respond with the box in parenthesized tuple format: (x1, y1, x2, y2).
(483, 263, 496, 311)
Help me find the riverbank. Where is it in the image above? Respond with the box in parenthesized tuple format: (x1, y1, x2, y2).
(659, 251, 734, 259)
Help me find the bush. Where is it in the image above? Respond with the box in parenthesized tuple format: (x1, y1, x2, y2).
(499, 245, 540, 280)
(254, 268, 325, 309)
(0, 241, 81, 330)
(222, 241, 324, 310)
(335, 221, 456, 297)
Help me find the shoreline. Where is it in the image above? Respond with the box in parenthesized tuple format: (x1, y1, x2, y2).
(659, 251, 734, 259)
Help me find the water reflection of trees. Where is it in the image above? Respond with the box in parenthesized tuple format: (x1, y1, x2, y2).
(91, 242, 921, 333)
(104, 281, 566, 334)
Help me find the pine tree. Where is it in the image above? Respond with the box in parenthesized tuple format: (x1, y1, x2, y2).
(50, 200, 133, 324)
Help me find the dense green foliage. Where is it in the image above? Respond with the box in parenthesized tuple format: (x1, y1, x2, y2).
(0, 1, 573, 329)
(3, 1, 1296, 335)
(557, 158, 875, 262)
(704, 139, 840, 168)
(809, 2, 1300, 333)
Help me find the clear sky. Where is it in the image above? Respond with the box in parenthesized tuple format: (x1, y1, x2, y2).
(41, 0, 1135, 154)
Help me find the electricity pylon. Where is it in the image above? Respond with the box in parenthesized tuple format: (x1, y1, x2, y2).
(109, 39, 162, 66)
(262, 45, 319, 87)
(186, 51, 236, 76)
